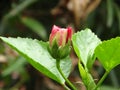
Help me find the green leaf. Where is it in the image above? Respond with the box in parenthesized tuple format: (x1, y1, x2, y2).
(0, 37, 72, 84)
(78, 62, 97, 90)
(72, 29, 101, 69)
(95, 37, 120, 71)
(21, 17, 47, 40)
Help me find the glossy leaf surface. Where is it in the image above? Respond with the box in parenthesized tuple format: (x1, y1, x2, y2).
(0, 37, 72, 84)
(95, 37, 120, 71)
(72, 29, 101, 69)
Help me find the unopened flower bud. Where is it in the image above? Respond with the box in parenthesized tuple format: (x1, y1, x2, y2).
(49, 25, 72, 59)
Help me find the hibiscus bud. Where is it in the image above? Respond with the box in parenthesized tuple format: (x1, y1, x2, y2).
(49, 25, 72, 59)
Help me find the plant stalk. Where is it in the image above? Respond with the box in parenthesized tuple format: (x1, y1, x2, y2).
(56, 59, 77, 90)
(63, 84, 71, 90)
(94, 71, 109, 90)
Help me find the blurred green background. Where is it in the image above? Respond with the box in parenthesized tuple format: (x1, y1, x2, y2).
(0, 0, 120, 90)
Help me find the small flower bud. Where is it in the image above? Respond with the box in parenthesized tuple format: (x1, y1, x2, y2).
(49, 25, 72, 59)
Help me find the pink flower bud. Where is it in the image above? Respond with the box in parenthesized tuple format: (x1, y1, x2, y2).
(49, 25, 72, 59)
(49, 25, 72, 47)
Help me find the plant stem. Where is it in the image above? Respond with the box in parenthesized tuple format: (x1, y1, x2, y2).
(94, 71, 109, 90)
(56, 59, 77, 90)
(63, 84, 71, 90)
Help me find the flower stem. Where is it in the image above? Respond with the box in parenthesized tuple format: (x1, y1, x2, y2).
(63, 84, 71, 90)
(94, 71, 109, 90)
(56, 59, 77, 90)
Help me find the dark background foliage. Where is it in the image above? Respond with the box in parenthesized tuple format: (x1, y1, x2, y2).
(0, 0, 120, 90)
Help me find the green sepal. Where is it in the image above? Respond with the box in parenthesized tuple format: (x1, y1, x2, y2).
(49, 40, 71, 59)
(48, 40, 59, 59)
(58, 41, 71, 59)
